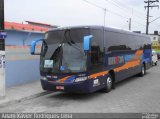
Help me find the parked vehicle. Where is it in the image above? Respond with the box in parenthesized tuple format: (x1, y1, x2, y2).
(30, 26, 152, 93)
(157, 52, 160, 60)
(152, 50, 158, 66)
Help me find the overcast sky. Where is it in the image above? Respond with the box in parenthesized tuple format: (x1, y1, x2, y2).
(4, 0, 160, 33)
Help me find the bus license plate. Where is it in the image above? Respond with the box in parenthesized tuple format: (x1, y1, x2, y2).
(56, 86, 64, 90)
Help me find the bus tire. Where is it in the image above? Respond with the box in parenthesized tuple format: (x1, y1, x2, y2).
(155, 61, 157, 66)
(102, 74, 113, 93)
(139, 64, 146, 77)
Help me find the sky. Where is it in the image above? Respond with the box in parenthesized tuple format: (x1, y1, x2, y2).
(4, 0, 160, 33)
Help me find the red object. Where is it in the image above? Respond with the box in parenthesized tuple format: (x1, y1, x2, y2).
(56, 86, 64, 90)
(115, 56, 119, 64)
(4, 21, 49, 32)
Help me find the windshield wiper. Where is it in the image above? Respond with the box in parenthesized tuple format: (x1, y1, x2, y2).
(64, 29, 84, 55)
(64, 30, 72, 46)
(45, 44, 63, 74)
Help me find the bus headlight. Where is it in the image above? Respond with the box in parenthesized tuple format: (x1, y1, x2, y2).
(74, 77, 87, 82)
(41, 76, 47, 81)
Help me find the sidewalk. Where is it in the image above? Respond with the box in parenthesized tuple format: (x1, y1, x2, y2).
(0, 80, 49, 107)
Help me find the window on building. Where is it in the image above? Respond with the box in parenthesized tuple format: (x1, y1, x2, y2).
(153, 37, 156, 41)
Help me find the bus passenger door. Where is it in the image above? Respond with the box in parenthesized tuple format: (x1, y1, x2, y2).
(91, 46, 101, 66)
(89, 45, 106, 90)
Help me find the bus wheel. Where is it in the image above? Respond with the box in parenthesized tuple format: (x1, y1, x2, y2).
(102, 74, 113, 93)
(139, 64, 146, 77)
(155, 61, 157, 66)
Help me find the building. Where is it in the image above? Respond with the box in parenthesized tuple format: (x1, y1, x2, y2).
(4, 21, 57, 87)
(150, 31, 160, 52)
(5, 21, 50, 46)
(26, 21, 58, 29)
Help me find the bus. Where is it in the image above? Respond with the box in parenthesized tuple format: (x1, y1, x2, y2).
(30, 26, 152, 93)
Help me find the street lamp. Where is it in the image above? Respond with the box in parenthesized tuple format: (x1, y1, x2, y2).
(103, 8, 107, 27)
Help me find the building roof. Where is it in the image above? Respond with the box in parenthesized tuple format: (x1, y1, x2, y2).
(26, 21, 58, 28)
(5, 21, 49, 32)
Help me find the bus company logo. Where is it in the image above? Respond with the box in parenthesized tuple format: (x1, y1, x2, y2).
(52, 75, 58, 78)
(46, 75, 52, 78)
(93, 79, 100, 87)
(78, 74, 86, 77)
(108, 56, 124, 65)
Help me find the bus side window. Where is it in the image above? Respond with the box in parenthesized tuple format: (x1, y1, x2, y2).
(91, 46, 100, 65)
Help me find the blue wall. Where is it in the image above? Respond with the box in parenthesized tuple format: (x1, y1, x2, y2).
(6, 30, 44, 45)
(5, 29, 44, 87)
(6, 59, 40, 87)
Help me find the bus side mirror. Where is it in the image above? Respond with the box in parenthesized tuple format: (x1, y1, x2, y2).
(30, 39, 43, 55)
(83, 35, 93, 51)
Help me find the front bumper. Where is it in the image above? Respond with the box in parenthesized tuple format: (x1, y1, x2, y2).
(41, 79, 94, 93)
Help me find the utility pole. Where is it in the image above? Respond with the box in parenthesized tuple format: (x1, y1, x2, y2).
(103, 9, 107, 27)
(144, 0, 159, 34)
(129, 18, 132, 31)
(0, 0, 6, 98)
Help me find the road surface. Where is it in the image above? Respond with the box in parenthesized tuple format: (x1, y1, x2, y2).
(0, 62, 160, 113)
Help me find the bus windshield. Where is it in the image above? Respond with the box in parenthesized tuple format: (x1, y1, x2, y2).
(40, 28, 89, 73)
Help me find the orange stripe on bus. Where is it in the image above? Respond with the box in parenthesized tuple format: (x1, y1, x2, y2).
(57, 76, 72, 83)
(114, 50, 143, 72)
(135, 50, 143, 55)
(89, 71, 109, 79)
(89, 50, 143, 79)
(114, 60, 141, 72)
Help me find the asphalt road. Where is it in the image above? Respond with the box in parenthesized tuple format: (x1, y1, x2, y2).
(0, 62, 160, 113)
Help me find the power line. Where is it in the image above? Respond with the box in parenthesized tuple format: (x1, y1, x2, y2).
(83, 0, 129, 19)
(103, 0, 147, 26)
(83, 0, 146, 22)
(108, 10, 128, 19)
(104, 0, 148, 31)
(112, 0, 154, 28)
(150, 16, 160, 23)
(82, 0, 107, 27)
(113, 0, 146, 17)
(82, 0, 129, 21)
(144, 0, 159, 34)
(83, 0, 105, 10)
(82, 0, 147, 31)
(105, 0, 132, 17)
(132, 20, 146, 27)
(112, 0, 132, 10)
(110, 0, 147, 21)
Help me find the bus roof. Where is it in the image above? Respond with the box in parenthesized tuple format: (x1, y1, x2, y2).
(48, 25, 149, 38)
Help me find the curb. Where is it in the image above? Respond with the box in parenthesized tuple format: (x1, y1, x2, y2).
(0, 91, 52, 108)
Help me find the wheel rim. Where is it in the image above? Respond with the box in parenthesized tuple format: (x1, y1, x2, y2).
(107, 77, 112, 89)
